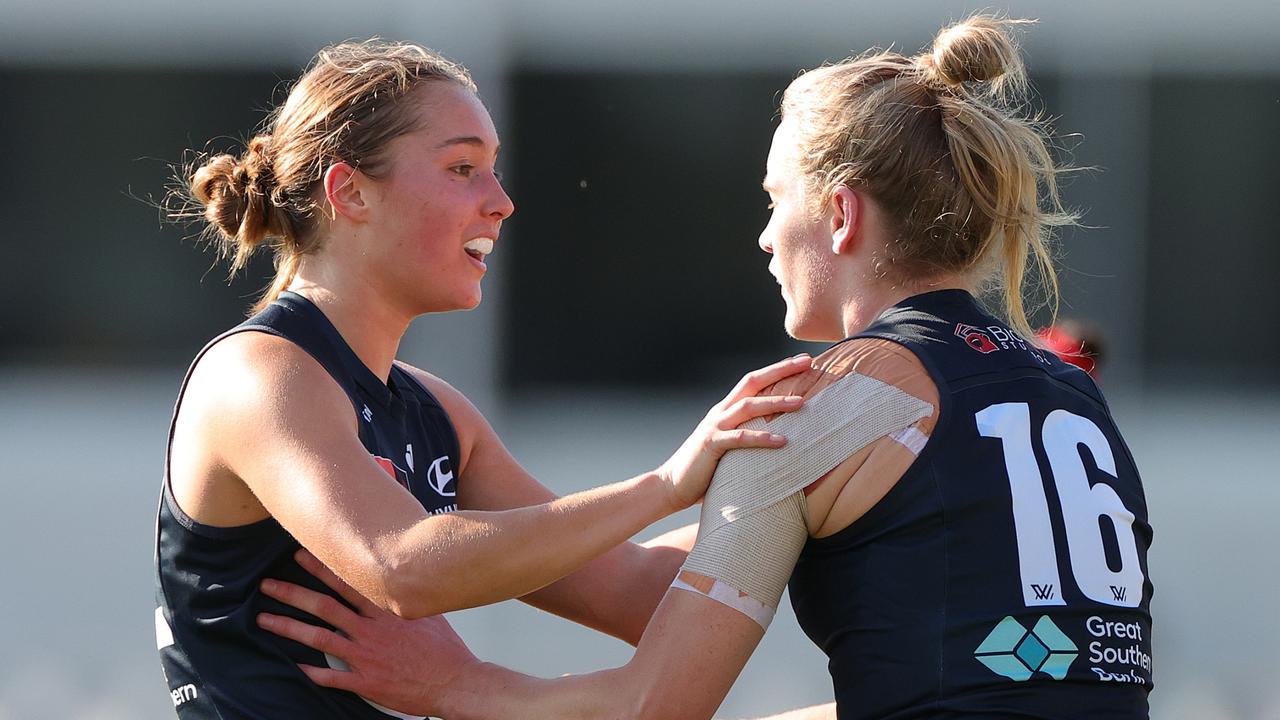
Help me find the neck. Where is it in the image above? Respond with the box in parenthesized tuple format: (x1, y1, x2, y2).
(839, 274, 970, 338)
(288, 255, 412, 384)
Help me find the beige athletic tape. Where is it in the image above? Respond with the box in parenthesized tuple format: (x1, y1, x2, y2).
(677, 371, 934, 628)
(711, 371, 932, 525)
(680, 490, 808, 624)
(671, 575, 776, 629)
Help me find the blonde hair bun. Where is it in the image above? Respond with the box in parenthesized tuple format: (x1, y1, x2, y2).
(920, 15, 1030, 95)
(780, 13, 1075, 342)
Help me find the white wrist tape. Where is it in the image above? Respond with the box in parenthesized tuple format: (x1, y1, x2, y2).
(676, 371, 933, 628)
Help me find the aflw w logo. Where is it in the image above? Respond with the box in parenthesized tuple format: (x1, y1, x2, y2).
(1026, 583, 1127, 602)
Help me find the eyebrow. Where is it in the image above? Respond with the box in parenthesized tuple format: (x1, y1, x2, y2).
(435, 136, 493, 149)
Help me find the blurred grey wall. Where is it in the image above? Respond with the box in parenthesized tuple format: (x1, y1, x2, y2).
(2, 0, 1278, 396)
(1, 2, 1278, 719)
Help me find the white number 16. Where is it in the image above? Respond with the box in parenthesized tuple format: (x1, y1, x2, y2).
(976, 402, 1144, 608)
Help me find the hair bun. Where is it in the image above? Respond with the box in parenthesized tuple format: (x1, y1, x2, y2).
(920, 15, 1030, 94)
(190, 153, 253, 239)
(187, 134, 286, 264)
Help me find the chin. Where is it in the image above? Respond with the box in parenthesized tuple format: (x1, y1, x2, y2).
(416, 286, 482, 314)
(783, 306, 843, 343)
(459, 288, 483, 311)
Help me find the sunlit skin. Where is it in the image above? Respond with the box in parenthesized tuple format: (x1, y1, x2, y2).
(289, 81, 515, 382)
(240, 20, 1098, 718)
(245, 115, 971, 720)
(759, 117, 969, 343)
(168, 76, 820, 621)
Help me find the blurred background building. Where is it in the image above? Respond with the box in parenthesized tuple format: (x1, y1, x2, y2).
(1, 1, 1277, 717)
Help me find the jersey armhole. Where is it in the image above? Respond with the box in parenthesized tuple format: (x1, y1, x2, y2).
(163, 325, 359, 536)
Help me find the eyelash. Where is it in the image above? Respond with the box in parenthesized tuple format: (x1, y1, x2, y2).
(451, 164, 503, 182)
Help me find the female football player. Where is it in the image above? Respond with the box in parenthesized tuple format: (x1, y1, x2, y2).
(155, 39, 812, 719)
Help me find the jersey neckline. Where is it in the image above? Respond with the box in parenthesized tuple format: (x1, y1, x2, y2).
(274, 291, 405, 412)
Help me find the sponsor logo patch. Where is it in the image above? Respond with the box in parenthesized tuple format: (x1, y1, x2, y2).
(426, 455, 456, 498)
(956, 323, 1001, 354)
(956, 322, 1051, 364)
(974, 615, 1078, 681)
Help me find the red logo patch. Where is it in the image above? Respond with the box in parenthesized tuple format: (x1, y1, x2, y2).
(372, 456, 411, 492)
(955, 323, 1000, 354)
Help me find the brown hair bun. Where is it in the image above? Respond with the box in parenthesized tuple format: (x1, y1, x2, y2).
(173, 39, 477, 314)
(188, 135, 288, 272)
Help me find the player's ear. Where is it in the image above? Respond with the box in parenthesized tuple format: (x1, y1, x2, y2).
(322, 162, 370, 222)
(829, 185, 860, 255)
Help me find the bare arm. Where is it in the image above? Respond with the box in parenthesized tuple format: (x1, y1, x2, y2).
(407, 365, 695, 643)
(259, 553, 770, 720)
(516, 523, 695, 645)
(743, 704, 837, 720)
(445, 590, 764, 720)
(254, 342, 939, 715)
(179, 333, 808, 618)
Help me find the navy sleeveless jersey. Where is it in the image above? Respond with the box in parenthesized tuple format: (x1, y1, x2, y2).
(788, 290, 1154, 719)
(154, 292, 461, 719)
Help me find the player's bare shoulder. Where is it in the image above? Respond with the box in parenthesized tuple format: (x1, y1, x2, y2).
(175, 332, 357, 478)
(189, 332, 349, 425)
(169, 331, 354, 526)
(811, 338, 937, 408)
(787, 338, 941, 536)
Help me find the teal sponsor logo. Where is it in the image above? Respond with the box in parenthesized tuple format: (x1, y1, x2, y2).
(975, 615, 1078, 681)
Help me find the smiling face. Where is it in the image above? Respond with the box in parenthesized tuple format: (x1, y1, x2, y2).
(360, 81, 514, 315)
(758, 118, 844, 341)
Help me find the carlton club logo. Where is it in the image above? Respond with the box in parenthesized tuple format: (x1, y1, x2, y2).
(956, 323, 1001, 354)
(372, 456, 412, 492)
(372, 453, 456, 499)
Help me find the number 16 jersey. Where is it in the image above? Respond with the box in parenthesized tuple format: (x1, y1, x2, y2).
(788, 290, 1154, 719)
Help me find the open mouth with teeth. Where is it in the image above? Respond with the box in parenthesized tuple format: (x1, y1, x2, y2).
(464, 238, 494, 262)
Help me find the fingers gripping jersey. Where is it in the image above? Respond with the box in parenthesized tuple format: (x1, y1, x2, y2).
(154, 292, 461, 719)
(788, 290, 1154, 720)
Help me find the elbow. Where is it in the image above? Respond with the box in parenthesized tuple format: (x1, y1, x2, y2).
(631, 694, 686, 720)
(377, 548, 449, 619)
(382, 591, 433, 620)
(594, 670, 651, 720)
(629, 674, 706, 720)
(614, 614, 646, 647)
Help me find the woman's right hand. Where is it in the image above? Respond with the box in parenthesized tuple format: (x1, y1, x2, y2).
(656, 354, 812, 510)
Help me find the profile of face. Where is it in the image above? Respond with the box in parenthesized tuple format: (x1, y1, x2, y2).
(758, 118, 844, 341)
(345, 81, 515, 316)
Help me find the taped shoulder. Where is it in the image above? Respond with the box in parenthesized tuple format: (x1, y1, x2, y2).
(675, 355, 936, 627)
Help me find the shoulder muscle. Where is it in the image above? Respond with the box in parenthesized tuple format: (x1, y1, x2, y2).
(789, 338, 940, 536)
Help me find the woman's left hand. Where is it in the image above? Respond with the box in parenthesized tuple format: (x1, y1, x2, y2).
(257, 549, 474, 717)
